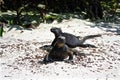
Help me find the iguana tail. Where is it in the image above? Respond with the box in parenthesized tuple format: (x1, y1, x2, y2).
(81, 34, 101, 43)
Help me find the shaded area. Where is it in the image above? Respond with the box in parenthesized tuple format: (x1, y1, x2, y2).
(1, 0, 118, 25)
(89, 21, 120, 35)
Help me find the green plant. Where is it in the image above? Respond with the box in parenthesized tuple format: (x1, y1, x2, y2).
(0, 24, 3, 37)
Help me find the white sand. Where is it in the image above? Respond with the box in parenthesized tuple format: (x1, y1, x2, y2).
(0, 19, 120, 80)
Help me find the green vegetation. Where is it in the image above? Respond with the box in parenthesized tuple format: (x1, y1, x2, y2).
(0, 23, 3, 37)
(0, 0, 120, 26)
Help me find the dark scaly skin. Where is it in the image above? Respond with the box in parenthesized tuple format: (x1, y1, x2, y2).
(51, 27, 101, 48)
(43, 36, 73, 63)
